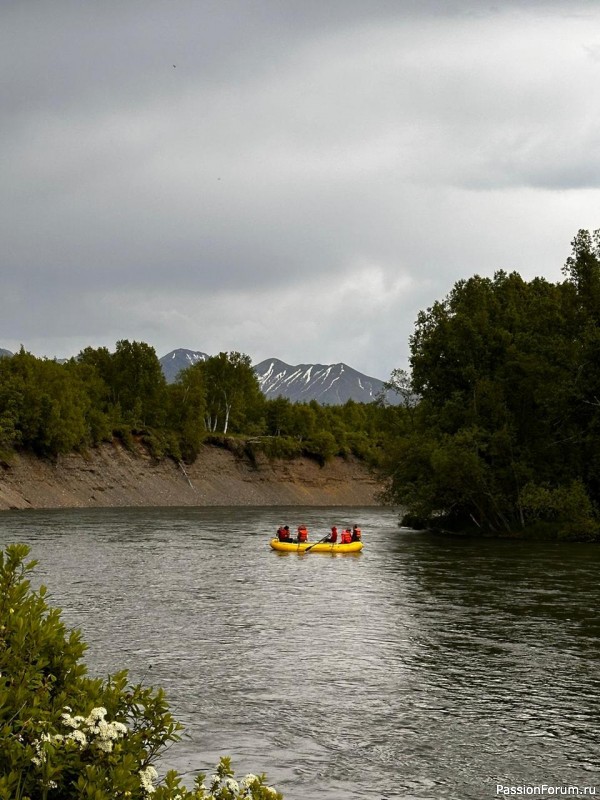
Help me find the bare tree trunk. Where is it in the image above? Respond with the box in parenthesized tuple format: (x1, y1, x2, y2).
(204, 414, 219, 432)
(178, 461, 195, 490)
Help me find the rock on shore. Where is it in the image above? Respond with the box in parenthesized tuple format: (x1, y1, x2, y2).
(0, 441, 385, 511)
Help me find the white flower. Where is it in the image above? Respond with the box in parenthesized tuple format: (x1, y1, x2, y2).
(139, 765, 158, 795)
(68, 729, 87, 747)
(85, 707, 107, 729)
(92, 718, 127, 747)
(96, 739, 113, 753)
(31, 738, 46, 766)
(31, 730, 72, 766)
(241, 774, 259, 788)
(53, 707, 128, 755)
(113, 721, 128, 736)
(224, 778, 239, 793)
(61, 712, 84, 728)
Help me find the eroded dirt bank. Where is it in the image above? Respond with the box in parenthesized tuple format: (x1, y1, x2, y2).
(0, 441, 385, 510)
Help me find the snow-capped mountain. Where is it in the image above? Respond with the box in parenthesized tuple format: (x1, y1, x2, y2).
(159, 348, 209, 383)
(159, 349, 395, 404)
(254, 358, 390, 405)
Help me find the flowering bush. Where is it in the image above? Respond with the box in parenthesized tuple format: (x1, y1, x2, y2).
(0, 544, 282, 800)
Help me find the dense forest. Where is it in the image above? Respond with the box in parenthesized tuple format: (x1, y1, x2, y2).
(383, 229, 600, 541)
(2, 229, 600, 541)
(0, 342, 398, 467)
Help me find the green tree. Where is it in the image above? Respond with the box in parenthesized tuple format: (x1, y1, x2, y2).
(0, 349, 99, 457)
(561, 229, 600, 502)
(265, 397, 294, 437)
(286, 403, 317, 441)
(166, 362, 207, 461)
(111, 340, 168, 429)
(64, 359, 113, 445)
(76, 347, 115, 404)
(202, 352, 263, 434)
(381, 233, 600, 539)
(0, 357, 22, 455)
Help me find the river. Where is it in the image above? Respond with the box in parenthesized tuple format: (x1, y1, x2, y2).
(1, 506, 598, 800)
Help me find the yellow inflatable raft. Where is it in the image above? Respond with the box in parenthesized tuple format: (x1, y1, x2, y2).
(269, 538, 363, 554)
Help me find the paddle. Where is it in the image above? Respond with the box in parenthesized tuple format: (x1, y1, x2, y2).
(304, 533, 331, 553)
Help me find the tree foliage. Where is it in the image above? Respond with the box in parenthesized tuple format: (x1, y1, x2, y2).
(0, 349, 100, 458)
(202, 352, 263, 435)
(0, 342, 399, 467)
(381, 229, 600, 540)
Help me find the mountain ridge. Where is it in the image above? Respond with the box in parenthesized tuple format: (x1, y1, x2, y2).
(159, 347, 209, 383)
(253, 356, 390, 404)
(159, 349, 394, 404)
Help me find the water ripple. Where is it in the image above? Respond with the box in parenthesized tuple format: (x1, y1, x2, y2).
(1, 506, 599, 799)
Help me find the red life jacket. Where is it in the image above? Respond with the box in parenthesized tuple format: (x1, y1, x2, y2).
(352, 527, 362, 541)
(330, 527, 338, 543)
(297, 526, 308, 542)
(341, 530, 352, 544)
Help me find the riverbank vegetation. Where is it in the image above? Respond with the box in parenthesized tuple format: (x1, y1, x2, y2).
(0, 344, 397, 468)
(382, 229, 600, 541)
(0, 543, 282, 799)
(3, 229, 600, 541)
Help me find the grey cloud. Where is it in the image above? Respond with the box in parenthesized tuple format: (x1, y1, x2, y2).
(2, 1, 600, 378)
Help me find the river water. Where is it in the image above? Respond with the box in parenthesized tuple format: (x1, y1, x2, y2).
(0, 506, 598, 800)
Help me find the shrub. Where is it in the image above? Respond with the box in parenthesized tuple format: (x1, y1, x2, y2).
(0, 544, 282, 800)
(520, 480, 600, 541)
(247, 436, 303, 461)
(302, 431, 338, 465)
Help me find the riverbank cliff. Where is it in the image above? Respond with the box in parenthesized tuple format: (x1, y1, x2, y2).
(0, 440, 385, 511)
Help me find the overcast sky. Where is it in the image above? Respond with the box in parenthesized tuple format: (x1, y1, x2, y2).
(2, 1, 600, 379)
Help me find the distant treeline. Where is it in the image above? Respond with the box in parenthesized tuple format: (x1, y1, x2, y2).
(4, 229, 600, 541)
(383, 229, 600, 541)
(0, 344, 400, 466)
